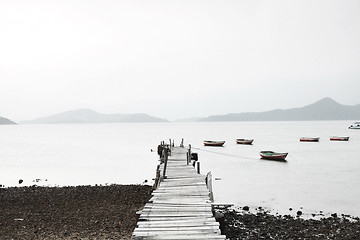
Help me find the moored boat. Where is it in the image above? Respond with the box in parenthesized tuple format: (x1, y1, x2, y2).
(300, 137, 320, 142)
(203, 140, 225, 147)
(236, 139, 254, 145)
(348, 122, 360, 129)
(330, 136, 350, 141)
(259, 151, 288, 161)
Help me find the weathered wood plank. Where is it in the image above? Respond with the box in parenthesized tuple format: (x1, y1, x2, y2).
(142, 206, 213, 213)
(134, 226, 221, 232)
(138, 216, 218, 222)
(132, 236, 225, 240)
(133, 229, 221, 235)
(132, 233, 226, 240)
(137, 221, 219, 227)
(142, 207, 211, 212)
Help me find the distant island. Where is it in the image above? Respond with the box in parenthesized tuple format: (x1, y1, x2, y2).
(21, 109, 168, 124)
(198, 97, 360, 121)
(0, 116, 17, 125)
(13, 97, 360, 124)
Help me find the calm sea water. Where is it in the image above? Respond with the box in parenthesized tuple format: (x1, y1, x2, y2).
(1, 121, 359, 217)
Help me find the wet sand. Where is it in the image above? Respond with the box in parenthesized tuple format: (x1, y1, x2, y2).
(1, 185, 360, 239)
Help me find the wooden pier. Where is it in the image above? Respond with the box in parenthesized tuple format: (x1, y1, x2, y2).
(131, 143, 225, 240)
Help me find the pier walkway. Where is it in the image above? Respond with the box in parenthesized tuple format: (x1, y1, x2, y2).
(131, 146, 225, 240)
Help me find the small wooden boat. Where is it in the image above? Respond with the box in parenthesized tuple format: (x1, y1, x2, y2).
(300, 137, 319, 142)
(330, 136, 350, 141)
(260, 151, 288, 161)
(349, 122, 360, 129)
(203, 140, 225, 147)
(236, 139, 254, 145)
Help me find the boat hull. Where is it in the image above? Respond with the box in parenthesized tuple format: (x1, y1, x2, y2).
(330, 136, 349, 141)
(300, 137, 319, 142)
(203, 141, 225, 147)
(260, 151, 288, 161)
(236, 139, 254, 145)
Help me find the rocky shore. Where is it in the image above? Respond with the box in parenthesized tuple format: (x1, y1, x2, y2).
(2, 185, 360, 239)
(217, 207, 360, 239)
(0, 185, 152, 240)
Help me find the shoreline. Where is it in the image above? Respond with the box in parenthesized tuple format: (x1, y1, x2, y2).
(1, 185, 360, 239)
(216, 206, 360, 239)
(0, 185, 152, 240)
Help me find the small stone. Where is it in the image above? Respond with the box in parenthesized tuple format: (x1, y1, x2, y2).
(297, 211, 302, 216)
(242, 206, 249, 211)
(214, 211, 224, 220)
(18, 179, 23, 184)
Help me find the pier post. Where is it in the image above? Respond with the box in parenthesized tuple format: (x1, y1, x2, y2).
(162, 147, 168, 179)
(206, 172, 214, 202)
(153, 165, 161, 190)
(197, 161, 200, 174)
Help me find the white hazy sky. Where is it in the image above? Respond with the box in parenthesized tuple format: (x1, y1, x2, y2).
(1, 0, 360, 121)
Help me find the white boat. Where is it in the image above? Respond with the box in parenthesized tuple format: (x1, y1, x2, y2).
(348, 122, 360, 129)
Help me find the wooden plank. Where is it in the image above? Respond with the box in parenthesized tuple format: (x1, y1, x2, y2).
(133, 230, 221, 235)
(152, 190, 210, 194)
(211, 202, 234, 207)
(149, 198, 211, 203)
(137, 221, 219, 227)
(139, 213, 213, 218)
(144, 205, 212, 209)
(142, 207, 212, 212)
(152, 192, 210, 196)
(134, 226, 221, 232)
(132, 232, 225, 239)
(132, 236, 225, 240)
(138, 216, 218, 222)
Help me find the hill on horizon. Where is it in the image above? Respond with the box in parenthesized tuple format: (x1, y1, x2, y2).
(199, 97, 360, 122)
(21, 109, 168, 124)
(0, 116, 17, 125)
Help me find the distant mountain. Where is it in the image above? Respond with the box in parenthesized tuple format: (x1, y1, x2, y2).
(199, 97, 360, 121)
(0, 116, 17, 125)
(21, 109, 168, 124)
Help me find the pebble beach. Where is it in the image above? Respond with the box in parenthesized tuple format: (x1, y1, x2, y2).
(1, 185, 360, 239)
(0, 185, 152, 240)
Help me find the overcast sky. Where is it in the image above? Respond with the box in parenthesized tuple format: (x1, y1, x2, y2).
(1, 0, 359, 121)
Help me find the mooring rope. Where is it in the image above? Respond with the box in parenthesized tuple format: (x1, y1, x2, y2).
(191, 146, 258, 161)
